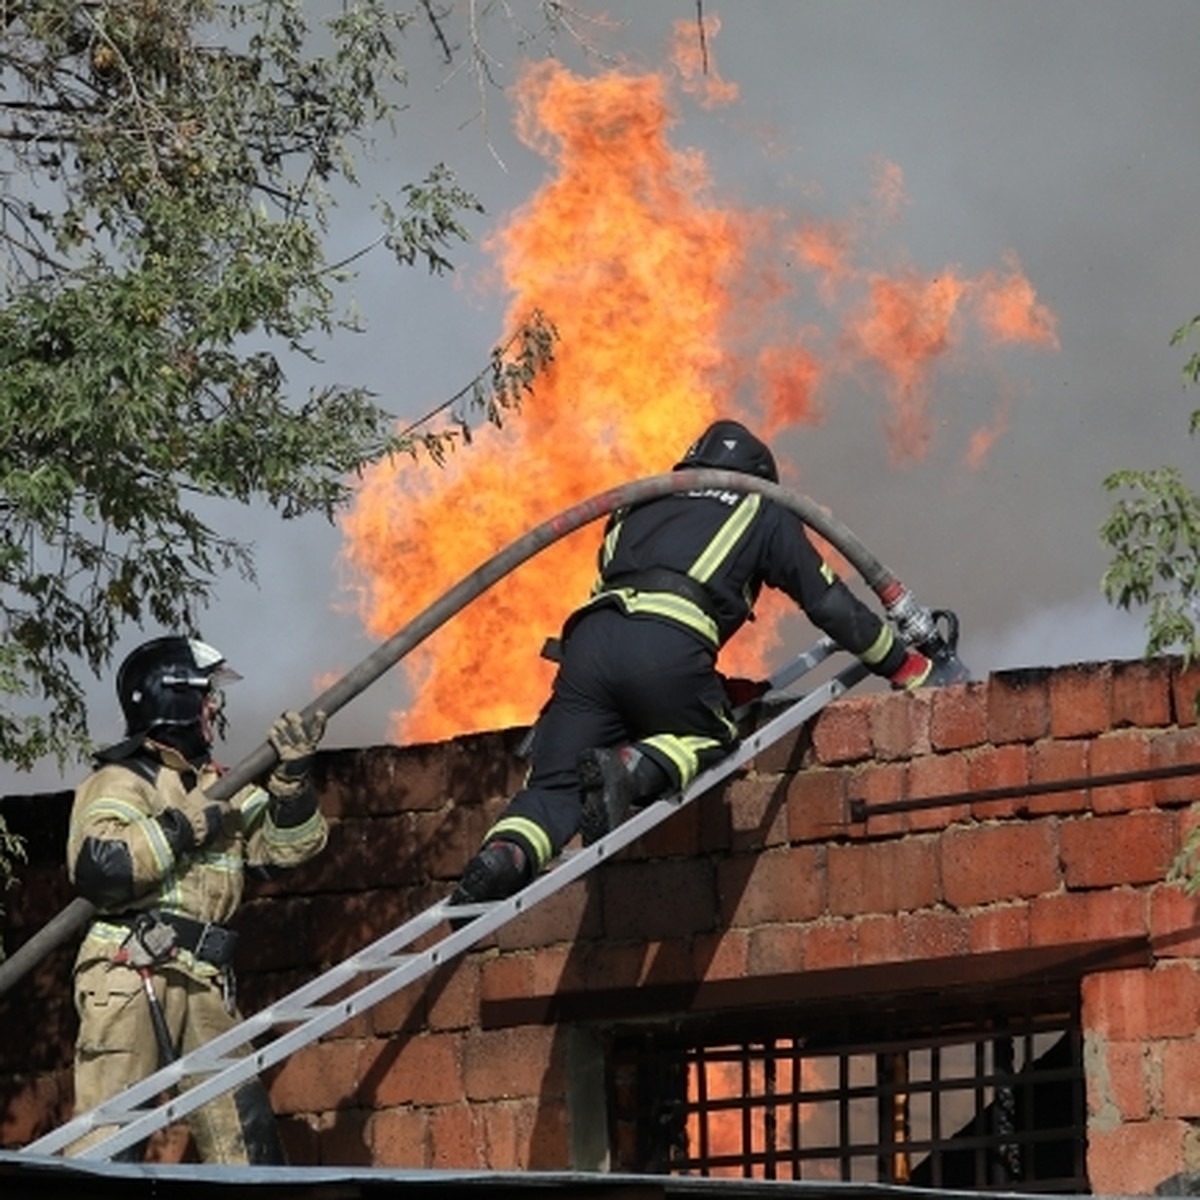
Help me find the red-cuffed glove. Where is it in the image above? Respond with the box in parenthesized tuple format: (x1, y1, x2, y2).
(721, 675, 770, 707)
(889, 649, 934, 691)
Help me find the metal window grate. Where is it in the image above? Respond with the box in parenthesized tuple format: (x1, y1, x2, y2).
(609, 986, 1087, 1191)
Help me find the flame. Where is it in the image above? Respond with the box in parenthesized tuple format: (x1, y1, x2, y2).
(686, 1055, 835, 1180)
(670, 13, 739, 109)
(339, 33, 1058, 745)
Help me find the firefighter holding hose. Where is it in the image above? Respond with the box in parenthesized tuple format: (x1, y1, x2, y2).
(450, 419, 960, 909)
(65, 636, 328, 1163)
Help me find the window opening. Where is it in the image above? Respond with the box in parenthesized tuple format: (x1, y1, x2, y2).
(608, 985, 1086, 1191)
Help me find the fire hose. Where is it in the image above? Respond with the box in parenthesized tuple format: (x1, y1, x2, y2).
(0, 467, 968, 998)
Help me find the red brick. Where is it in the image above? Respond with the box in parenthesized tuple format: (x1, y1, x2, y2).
(369, 976, 428, 1039)
(582, 942, 650, 992)
(942, 822, 1060, 907)
(496, 876, 598, 951)
(526, 1095, 571, 1168)
(423, 959, 482, 1032)
(1089, 731, 1155, 812)
(1149, 884, 1200, 958)
(601, 858, 716, 941)
(692, 928, 749, 981)
(638, 940, 696, 990)
(895, 909, 972, 959)
(930, 681, 988, 751)
(869, 689, 932, 761)
(1087, 1118, 1189, 1197)
(482, 943, 585, 1005)
(1029, 889, 1146, 947)
(1027, 738, 1089, 814)
(313, 1107, 372, 1167)
(0, 1072, 67, 1146)
(906, 752, 971, 831)
(799, 918, 858, 971)
(370, 1106, 429, 1168)
(966, 743, 1029, 818)
(1060, 811, 1177, 889)
(856, 913, 903, 965)
(827, 837, 939, 916)
(427, 1103, 485, 1168)
(986, 668, 1051, 744)
(786, 766, 849, 843)
(639, 798, 701, 857)
(752, 721, 812, 775)
(463, 1026, 562, 1101)
(363, 1033, 464, 1107)
(1095, 1039, 1151, 1122)
(268, 1039, 366, 1114)
(1049, 662, 1113, 738)
(725, 774, 789, 851)
(478, 1101, 522, 1170)
(1149, 729, 1200, 806)
(845, 761, 907, 838)
(1112, 657, 1173, 728)
(967, 904, 1031, 953)
(810, 695, 873, 764)
(1170, 658, 1200, 726)
(1083, 964, 1200, 1039)
(1162, 1038, 1200, 1119)
(719, 844, 826, 927)
(746, 923, 808, 975)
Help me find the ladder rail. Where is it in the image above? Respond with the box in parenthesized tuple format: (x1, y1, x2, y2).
(23, 649, 867, 1161)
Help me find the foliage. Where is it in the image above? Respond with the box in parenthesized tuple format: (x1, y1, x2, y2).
(1099, 466, 1200, 660)
(1101, 314, 1200, 890)
(1100, 316, 1200, 663)
(0, 0, 557, 793)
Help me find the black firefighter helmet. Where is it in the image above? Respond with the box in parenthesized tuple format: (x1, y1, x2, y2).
(116, 635, 242, 739)
(675, 419, 779, 483)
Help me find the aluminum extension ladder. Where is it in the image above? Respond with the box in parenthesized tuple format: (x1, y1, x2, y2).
(22, 638, 868, 1161)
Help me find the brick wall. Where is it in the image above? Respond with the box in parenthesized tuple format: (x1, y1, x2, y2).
(3, 657, 1200, 1194)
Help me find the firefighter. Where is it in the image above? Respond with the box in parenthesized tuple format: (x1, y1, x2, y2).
(66, 635, 328, 1163)
(450, 418, 954, 909)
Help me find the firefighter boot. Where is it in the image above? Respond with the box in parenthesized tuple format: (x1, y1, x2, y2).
(447, 840, 531, 927)
(578, 745, 668, 846)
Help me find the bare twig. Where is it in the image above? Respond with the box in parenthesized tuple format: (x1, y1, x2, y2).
(419, 0, 454, 64)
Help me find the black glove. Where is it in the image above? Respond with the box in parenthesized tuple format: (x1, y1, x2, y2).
(267, 709, 327, 796)
(721, 674, 770, 708)
(156, 789, 227, 856)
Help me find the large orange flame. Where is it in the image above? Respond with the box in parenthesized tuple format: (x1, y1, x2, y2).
(339, 26, 1057, 746)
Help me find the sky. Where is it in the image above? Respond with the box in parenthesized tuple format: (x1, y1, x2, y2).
(6, 0, 1198, 794)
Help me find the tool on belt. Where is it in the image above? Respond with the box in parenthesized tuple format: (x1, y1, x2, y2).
(113, 914, 180, 1067)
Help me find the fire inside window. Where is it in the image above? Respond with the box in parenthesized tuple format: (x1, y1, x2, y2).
(609, 986, 1086, 1191)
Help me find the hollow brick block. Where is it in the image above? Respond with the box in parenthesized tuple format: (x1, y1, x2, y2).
(942, 821, 1060, 907)
(986, 667, 1050, 744)
(1049, 662, 1113, 738)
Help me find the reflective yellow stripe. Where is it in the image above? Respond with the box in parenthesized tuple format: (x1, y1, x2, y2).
(75, 797, 174, 875)
(860, 624, 896, 665)
(689, 494, 761, 583)
(819, 560, 835, 585)
(599, 588, 719, 644)
(487, 816, 554, 869)
(642, 732, 728, 790)
(265, 810, 324, 848)
(601, 519, 622, 567)
(240, 787, 270, 830)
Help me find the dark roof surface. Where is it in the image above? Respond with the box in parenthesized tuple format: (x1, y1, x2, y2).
(0, 1152, 1130, 1200)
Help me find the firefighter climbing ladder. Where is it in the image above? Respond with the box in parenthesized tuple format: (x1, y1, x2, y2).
(21, 638, 868, 1162)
